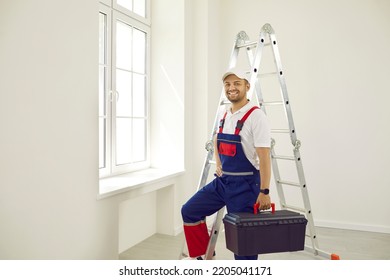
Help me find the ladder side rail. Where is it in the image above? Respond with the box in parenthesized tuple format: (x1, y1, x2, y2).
(236, 28, 288, 214)
(266, 28, 322, 255)
(196, 30, 246, 191)
(255, 29, 323, 256)
(252, 28, 288, 211)
(293, 147, 320, 251)
(268, 32, 298, 146)
(238, 35, 262, 113)
(264, 28, 310, 213)
(197, 88, 226, 190)
(243, 37, 255, 71)
(197, 151, 214, 190)
(242, 36, 266, 113)
(204, 208, 225, 260)
(243, 36, 264, 114)
(246, 31, 267, 101)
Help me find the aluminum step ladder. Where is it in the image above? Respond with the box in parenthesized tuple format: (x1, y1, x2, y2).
(181, 23, 339, 260)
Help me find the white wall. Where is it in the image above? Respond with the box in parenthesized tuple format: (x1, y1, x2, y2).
(0, 0, 193, 258)
(0, 0, 188, 260)
(0, 0, 388, 261)
(150, 0, 185, 171)
(206, 0, 390, 232)
(0, 0, 119, 258)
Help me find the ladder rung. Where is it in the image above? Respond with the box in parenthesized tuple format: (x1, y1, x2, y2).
(258, 72, 278, 78)
(282, 204, 306, 213)
(261, 101, 284, 106)
(236, 41, 257, 49)
(277, 180, 301, 187)
(272, 155, 295, 161)
(271, 129, 290, 133)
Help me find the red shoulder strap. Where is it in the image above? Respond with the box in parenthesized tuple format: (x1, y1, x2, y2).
(218, 111, 228, 133)
(234, 106, 259, 135)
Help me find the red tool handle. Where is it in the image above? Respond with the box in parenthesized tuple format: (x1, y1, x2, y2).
(253, 202, 275, 214)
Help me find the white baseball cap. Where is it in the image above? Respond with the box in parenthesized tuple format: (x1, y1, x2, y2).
(222, 67, 250, 82)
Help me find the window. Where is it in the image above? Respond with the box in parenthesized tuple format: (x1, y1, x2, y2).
(99, 0, 150, 178)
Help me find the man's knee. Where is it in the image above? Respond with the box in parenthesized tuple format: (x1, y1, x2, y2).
(181, 203, 189, 220)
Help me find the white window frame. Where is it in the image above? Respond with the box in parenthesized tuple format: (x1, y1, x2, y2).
(99, 0, 151, 178)
(114, 0, 151, 26)
(99, 4, 112, 178)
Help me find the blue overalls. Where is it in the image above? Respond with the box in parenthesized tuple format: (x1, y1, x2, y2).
(182, 106, 261, 260)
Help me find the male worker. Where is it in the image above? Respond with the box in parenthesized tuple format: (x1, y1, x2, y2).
(181, 67, 272, 260)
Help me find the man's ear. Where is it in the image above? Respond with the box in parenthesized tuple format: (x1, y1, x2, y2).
(246, 81, 250, 91)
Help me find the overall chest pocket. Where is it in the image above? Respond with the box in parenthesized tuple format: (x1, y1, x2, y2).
(218, 142, 237, 157)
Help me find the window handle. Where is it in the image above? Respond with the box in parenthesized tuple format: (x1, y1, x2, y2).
(109, 90, 120, 102)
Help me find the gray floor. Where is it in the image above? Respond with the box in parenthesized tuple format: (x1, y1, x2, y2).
(119, 226, 390, 260)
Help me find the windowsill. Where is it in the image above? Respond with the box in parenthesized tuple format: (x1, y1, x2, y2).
(97, 168, 185, 200)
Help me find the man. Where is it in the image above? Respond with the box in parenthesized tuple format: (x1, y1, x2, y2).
(181, 67, 271, 260)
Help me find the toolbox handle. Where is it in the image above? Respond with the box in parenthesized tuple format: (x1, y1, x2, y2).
(253, 202, 275, 214)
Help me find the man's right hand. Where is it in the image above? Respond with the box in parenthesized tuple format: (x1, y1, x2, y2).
(215, 165, 223, 177)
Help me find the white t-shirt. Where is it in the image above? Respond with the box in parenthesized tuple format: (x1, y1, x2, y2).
(217, 101, 271, 170)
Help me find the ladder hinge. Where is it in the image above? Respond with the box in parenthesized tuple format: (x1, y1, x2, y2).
(294, 140, 301, 151)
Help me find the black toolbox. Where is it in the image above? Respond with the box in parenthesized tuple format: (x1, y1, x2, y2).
(223, 206, 307, 256)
